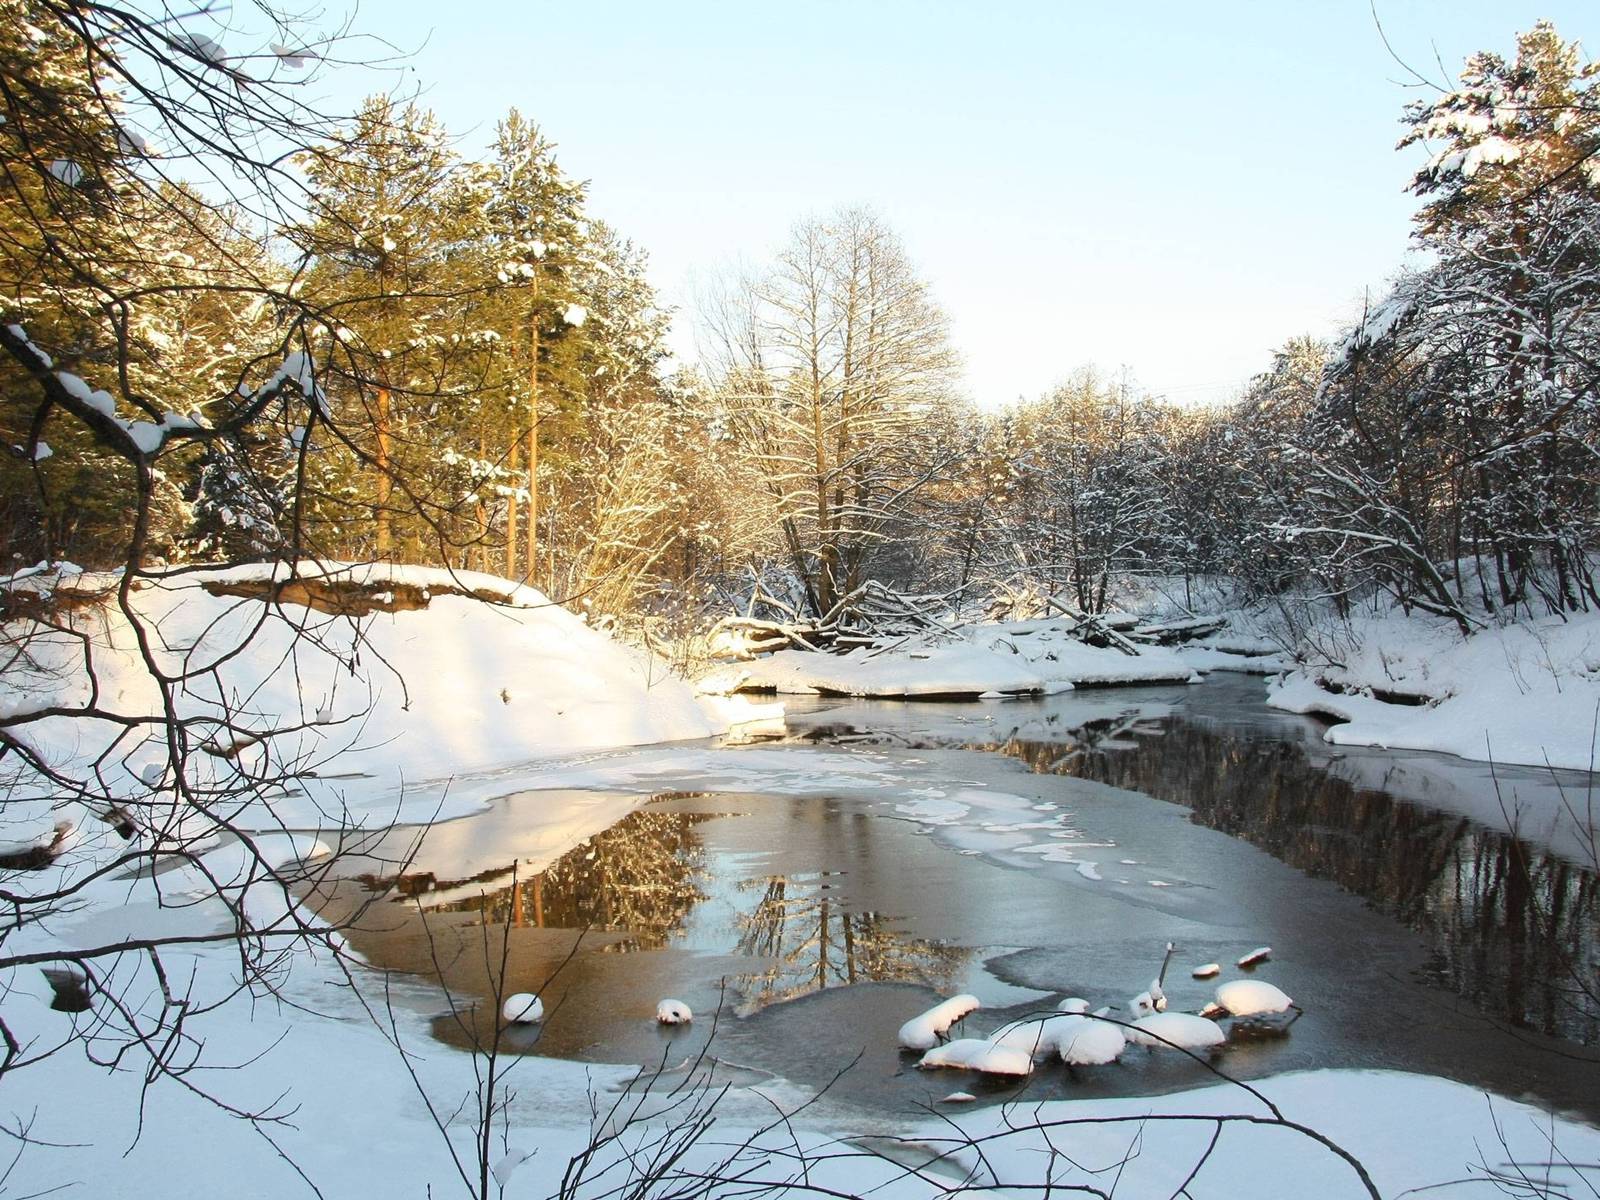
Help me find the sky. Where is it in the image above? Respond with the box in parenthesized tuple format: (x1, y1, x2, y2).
(307, 2, 1596, 408)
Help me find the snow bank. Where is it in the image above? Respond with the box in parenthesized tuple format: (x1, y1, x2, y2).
(1268, 610, 1600, 770)
(0, 562, 730, 837)
(700, 619, 1196, 700)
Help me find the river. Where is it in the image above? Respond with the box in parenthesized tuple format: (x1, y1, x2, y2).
(312, 675, 1600, 1123)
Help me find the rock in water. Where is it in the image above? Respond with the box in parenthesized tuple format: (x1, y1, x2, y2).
(656, 998, 692, 1025)
(502, 992, 544, 1023)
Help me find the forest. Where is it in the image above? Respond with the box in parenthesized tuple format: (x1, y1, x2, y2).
(2, 5, 1600, 1199)
(4, 16, 1595, 649)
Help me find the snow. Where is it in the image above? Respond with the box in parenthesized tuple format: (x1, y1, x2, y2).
(1237, 946, 1273, 967)
(270, 42, 311, 68)
(490, 1148, 532, 1187)
(183, 32, 227, 66)
(7, 561, 1600, 1196)
(1192, 962, 1221, 979)
(655, 998, 692, 1024)
(1128, 1011, 1227, 1050)
(894, 1070, 1600, 1199)
(918, 1037, 1033, 1076)
(700, 620, 1196, 700)
(1057, 1017, 1127, 1065)
(917, 1036, 989, 1068)
(1268, 609, 1600, 771)
(55, 369, 116, 416)
(563, 303, 588, 327)
(898, 993, 981, 1049)
(0, 562, 733, 841)
(986, 1014, 1087, 1059)
(1215, 978, 1293, 1016)
(502, 992, 544, 1023)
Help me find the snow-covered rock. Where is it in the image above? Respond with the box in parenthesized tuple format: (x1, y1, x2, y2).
(917, 1038, 1032, 1076)
(986, 1014, 1084, 1060)
(1057, 1018, 1127, 1066)
(1214, 979, 1293, 1017)
(502, 993, 544, 1023)
(1128, 1012, 1226, 1051)
(655, 998, 692, 1025)
(897, 994, 981, 1050)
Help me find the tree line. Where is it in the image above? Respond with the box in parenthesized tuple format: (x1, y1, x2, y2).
(3, 11, 1594, 637)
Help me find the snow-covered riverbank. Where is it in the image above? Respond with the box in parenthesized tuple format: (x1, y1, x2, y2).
(1266, 608, 1600, 771)
(4, 568, 1598, 1199)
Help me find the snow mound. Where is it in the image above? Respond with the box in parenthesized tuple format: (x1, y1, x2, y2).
(1057, 1018, 1127, 1066)
(917, 1038, 1033, 1076)
(1215, 979, 1293, 1017)
(898, 994, 981, 1050)
(986, 1014, 1086, 1060)
(502, 993, 544, 1023)
(655, 999, 692, 1025)
(1128, 1012, 1226, 1051)
(0, 562, 728, 836)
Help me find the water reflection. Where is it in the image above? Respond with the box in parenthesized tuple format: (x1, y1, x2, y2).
(422, 809, 713, 952)
(337, 798, 972, 1051)
(976, 713, 1600, 1043)
(733, 873, 967, 1011)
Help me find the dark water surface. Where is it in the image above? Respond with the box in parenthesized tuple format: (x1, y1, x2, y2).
(318, 676, 1600, 1122)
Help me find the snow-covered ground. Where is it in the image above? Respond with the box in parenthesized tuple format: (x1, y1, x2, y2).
(0, 561, 773, 839)
(1268, 609, 1600, 771)
(9, 942, 1599, 1200)
(4, 566, 1598, 1197)
(699, 618, 1201, 698)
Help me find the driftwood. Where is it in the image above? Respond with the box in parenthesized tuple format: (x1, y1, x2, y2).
(711, 577, 1228, 661)
(1124, 616, 1228, 646)
(709, 579, 961, 658)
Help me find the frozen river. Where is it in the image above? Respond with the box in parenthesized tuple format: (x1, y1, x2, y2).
(315, 676, 1600, 1123)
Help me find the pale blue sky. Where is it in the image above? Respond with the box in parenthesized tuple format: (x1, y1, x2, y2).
(315, 2, 1595, 406)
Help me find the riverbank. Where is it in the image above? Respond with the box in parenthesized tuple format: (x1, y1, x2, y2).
(4, 569, 1598, 1198)
(6, 716, 1599, 1196)
(1265, 607, 1600, 771)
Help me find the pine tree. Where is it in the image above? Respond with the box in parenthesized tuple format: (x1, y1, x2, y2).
(285, 96, 494, 561)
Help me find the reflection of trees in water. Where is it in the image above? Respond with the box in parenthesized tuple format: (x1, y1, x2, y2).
(988, 719, 1600, 1043)
(426, 810, 715, 950)
(365, 799, 970, 1010)
(732, 872, 969, 1012)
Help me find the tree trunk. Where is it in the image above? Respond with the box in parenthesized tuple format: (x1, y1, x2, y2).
(375, 385, 392, 558)
(526, 275, 540, 587)
(504, 441, 518, 578)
